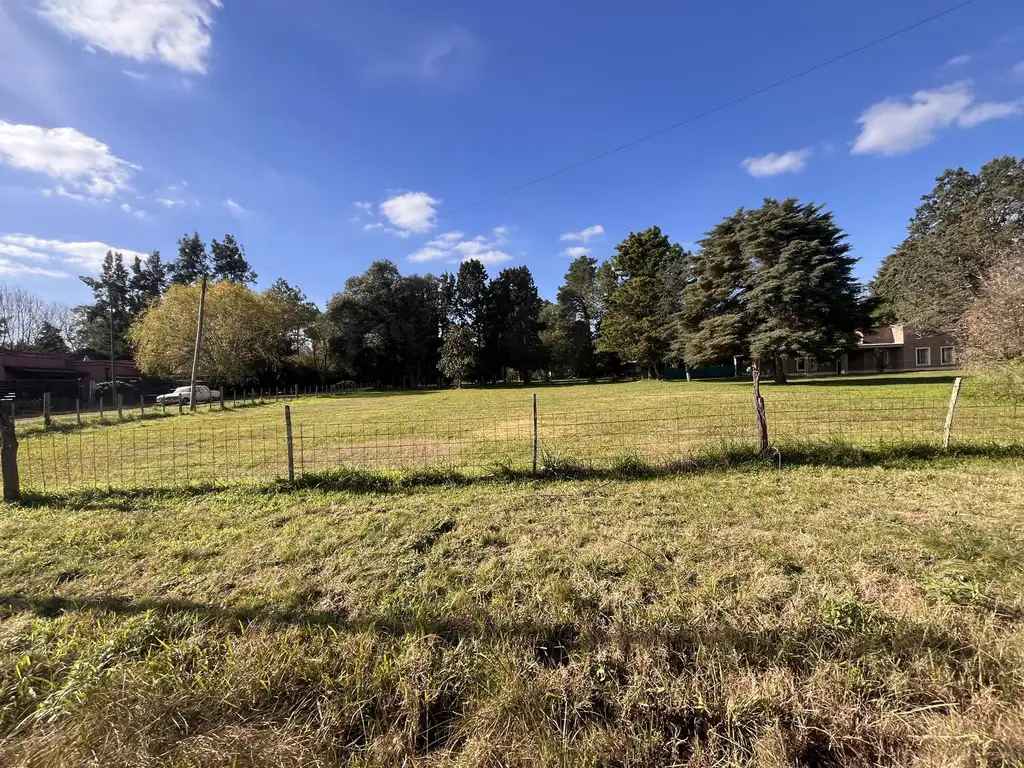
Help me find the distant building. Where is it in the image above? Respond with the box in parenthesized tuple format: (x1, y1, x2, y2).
(0, 350, 140, 400)
(783, 325, 957, 377)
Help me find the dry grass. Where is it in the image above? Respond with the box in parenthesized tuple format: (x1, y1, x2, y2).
(1, 453, 1023, 766)
(13, 373, 1024, 492)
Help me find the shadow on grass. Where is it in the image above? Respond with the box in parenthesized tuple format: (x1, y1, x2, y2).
(778, 374, 960, 388)
(16, 400, 275, 438)
(0, 589, 996, 681)
(15, 440, 1024, 510)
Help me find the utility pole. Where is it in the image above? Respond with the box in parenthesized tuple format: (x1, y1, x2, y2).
(189, 276, 209, 413)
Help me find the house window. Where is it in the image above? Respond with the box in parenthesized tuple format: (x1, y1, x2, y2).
(941, 346, 956, 366)
(916, 347, 931, 367)
(878, 350, 890, 368)
(795, 357, 806, 373)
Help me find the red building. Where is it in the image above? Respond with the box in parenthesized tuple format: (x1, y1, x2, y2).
(0, 351, 140, 401)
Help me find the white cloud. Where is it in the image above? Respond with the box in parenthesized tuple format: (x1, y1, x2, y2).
(120, 202, 147, 219)
(224, 198, 252, 218)
(562, 246, 591, 259)
(408, 229, 512, 266)
(0, 258, 69, 278)
(363, 222, 384, 231)
(367, 27, 482, 85)
(851, 82, 1021, 156)
(354, 201, 373, 211)
(741, 149, 812, 177)
(958, 100, 1024, 127)
(379, 191, 440, 235)
(0, 234, 147, 271)
(0, 243, 52, 261)
(408, 246, 447, 263)
(0, 121, 137, 197)
(559, 225, 604, 243)
(945, 54, 972, 67)
(157, 197, 184, 208)
(122, 69, 148, 81)
(37, 0, 222, 74)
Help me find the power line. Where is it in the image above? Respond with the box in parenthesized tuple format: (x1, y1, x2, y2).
(435, 0, 981, 221)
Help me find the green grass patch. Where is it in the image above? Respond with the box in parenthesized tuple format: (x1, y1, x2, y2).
(1, 454, 1023, 765)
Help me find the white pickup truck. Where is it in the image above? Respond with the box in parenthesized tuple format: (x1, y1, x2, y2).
(156, 385, 221, 406)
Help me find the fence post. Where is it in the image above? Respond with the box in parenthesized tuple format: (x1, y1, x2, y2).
(532, 393, 538, 475)
(294, 384, 299, 399)
(117, 394, 124, 420)
(0, 402, 20, 502)
(140, 395, 145, 417)
(43, 392, 51, 428)
(943, 376, 964, 449)
(100, 396, 105, 420)
(75, 398, 81, 426)
(220, 391, 225, 410)
(178, 399, 183, 416)
(284, 405, 295, 483)
(752, 362, 769, 456)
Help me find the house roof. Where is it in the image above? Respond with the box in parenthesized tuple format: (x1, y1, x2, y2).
(857, 324, 906, 347)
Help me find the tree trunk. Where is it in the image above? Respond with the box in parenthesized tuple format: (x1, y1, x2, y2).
(0, 404, 20, 502)
(773, 357, 788, 385)
(751, 361, 769, 456)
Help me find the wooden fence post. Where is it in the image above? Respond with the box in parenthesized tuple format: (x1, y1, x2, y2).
(532, 393, 538, 475)
(43, 392, 51, 428)
(752, 362, 769, 456)
(75, 398, 81, 426)
(284, 405, 295, 483)
(117, 394, 124, 421)
(100, 396, 105, 420)
(943, 376, 964, 449)
(0, 402, 20, 502)
(140, 395, 145, 416)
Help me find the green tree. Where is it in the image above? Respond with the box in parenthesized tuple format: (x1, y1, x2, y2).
(439, 325, 475, 387)
(170, 232, 209, 285)
(554, 255, 604, 379)
(78, 250, 132, 357)
(33, 321, 69, 355)
(490, 266, 546, 383)
(128, 251, 168, 316)
(211, 234, 257, 283)
(325, 261, 442, 387)
(681, 199, 871, 383)
(454, 260, 492, 381)
(597, 226, 685, 378)
(873, 156, 1024, 333)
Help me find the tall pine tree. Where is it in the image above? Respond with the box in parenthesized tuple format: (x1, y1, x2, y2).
(597, 226, 685, 378)
(211, 234, 257, 283)
(680, 199, 871, 383)
(170, 232, 210, 285)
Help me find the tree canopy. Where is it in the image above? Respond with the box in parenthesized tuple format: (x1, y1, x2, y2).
(129, 282, 289, 386)
(873, 156, 1024, 333)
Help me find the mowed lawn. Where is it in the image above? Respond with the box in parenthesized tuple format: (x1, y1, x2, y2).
(1, 455, 1023, 766)
(14, 372, 1023, 491)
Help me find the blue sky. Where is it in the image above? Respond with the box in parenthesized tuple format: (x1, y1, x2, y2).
(0, 0, 1022, 309)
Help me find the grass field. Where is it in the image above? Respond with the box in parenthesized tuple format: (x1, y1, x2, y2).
(1, 452, 1023, 766)
(14, 373, 1024, 492)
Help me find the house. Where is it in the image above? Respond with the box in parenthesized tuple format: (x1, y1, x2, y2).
(0, 350, 141, 402)
(783, 325, 958, 376)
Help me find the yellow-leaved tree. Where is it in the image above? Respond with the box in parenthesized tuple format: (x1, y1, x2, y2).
(129, 281, 288, 386)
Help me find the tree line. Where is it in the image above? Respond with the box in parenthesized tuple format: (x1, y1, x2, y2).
(7, 155, 1022, 391)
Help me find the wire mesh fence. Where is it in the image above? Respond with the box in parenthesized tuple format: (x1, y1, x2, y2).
(12, 383, 1024, 493)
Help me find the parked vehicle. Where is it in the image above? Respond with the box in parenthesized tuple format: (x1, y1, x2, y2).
(155, 385, 221, 406)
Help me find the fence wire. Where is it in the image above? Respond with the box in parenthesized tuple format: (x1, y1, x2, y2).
(14, 386, 1024, 492)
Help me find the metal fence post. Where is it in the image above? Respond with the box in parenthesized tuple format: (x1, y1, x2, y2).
(284, 405, 295, 483)
(43, 392, 51, 428)
(943, 376, 964, 449)
(532, 393, 538, 475)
